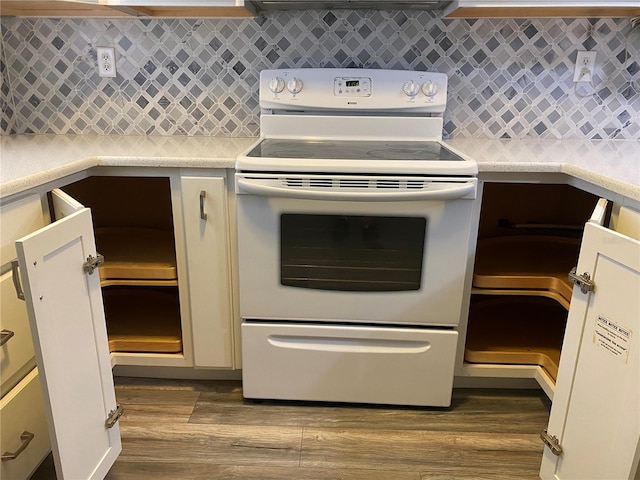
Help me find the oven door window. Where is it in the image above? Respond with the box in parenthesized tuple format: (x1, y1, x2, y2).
(280, 214, 426, 292)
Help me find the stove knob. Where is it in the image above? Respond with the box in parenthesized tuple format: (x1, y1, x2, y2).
(287, 77, 303, 95)
(269, 77, 285, 94)
(421, 81, 438, 98)
(402, 80, 420, 98)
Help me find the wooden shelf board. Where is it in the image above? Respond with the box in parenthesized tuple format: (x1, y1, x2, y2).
(103, 287, 182, 354)
(101, 278, 178, 288)
(95, 227, 177, 281)
(473, 235, 580, 303)
(470, 287, 570, 310)
(465, 296, 567, 381)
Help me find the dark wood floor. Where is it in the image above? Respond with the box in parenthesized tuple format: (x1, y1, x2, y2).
(32, 378, 551, 479)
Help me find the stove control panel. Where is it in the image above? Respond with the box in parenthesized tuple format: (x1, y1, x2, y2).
(334, 77, 372, 97)
(260, 68, 447, 113)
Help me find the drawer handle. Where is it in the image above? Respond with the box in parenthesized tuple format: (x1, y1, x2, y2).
(11, 260, 25, 301)
(199, 190, 208, 220)
(1, 431, 35, 461)
(0, 329, 14, 346)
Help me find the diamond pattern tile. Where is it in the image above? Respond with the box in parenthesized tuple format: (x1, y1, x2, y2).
(1, 12, 639, 138)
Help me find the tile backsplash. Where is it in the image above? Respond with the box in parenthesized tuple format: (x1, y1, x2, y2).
(1, 11, 639, 139)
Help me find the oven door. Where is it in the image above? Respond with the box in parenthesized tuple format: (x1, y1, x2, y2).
(235, 172, 477, 327)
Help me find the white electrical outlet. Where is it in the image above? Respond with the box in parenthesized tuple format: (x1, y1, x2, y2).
(97, 47, 116, 78)
(573, 51, 597, 83)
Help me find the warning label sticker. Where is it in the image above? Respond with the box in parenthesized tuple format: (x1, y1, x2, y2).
(593, 315, 632, 364)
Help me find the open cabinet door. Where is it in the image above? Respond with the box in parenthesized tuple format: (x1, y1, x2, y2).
(540, 201, 640, 480)
(15, 204, 121, 480)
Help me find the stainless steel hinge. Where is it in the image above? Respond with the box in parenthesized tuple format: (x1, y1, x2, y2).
(569, 267, 595, 294)
(540, 428, 563, 456)
(83, 253, 105, 275)
(105, 404, 123, 429)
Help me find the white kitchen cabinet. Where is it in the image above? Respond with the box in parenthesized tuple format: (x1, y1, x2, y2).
(181, 174, 235, 368)
(59, 171, 236, 371)
(14, 192, 121, 480)
(461, 182, 599, 396)
(3, 168, 239, 478)
(6, 169, 239, 373)
(59, 174, 190, 367)
(458, 180, 639, 477)
(539, 202, 639, 479)
(0, 192, 50, 480)
(444, 0, 640, 18)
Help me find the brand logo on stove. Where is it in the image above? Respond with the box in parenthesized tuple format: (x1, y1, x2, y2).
(347, 101, 358, 105)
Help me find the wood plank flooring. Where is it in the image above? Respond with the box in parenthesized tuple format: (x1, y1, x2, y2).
(31, 378, 551, 480)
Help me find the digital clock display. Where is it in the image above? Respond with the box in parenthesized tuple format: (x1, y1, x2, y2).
(346, 80, 359, 87)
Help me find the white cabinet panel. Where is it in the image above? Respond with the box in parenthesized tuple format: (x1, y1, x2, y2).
(0, 193, 46, 267)
(0, 270, 36, 396)
(0, 369, 50, 480)
(16, 207, 121, 480)
(540, 203, 640, 479)
(181, 175, 234, 368)
(50, 188, 84, 218)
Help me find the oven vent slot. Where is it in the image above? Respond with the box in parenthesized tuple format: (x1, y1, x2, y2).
(285, 177, 304, 187)
(339, 179, 370, 189)
(309, 178, 334, 188)
(376, 180, 401, 189)
(407, 180, 426, 189)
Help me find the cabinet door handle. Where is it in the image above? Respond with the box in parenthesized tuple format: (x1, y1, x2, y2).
(11, 260, 25, 301)
(199, 190, 208, 221)
(0, 329, 14, 346)
(1, 431, 35, 461)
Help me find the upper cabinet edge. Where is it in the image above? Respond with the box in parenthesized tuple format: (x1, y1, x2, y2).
(0, 0, 256, 18)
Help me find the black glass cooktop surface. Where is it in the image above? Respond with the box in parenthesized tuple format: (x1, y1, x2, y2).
(247, 139, 465, 162)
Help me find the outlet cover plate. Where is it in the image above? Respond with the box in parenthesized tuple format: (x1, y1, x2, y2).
(573, 51, 597, 83)
(97, 47, 116, 78)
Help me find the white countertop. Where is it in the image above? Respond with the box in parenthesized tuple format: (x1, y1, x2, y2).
(0, 135, 257, 199)
(1, 135, 638, 202)
(445, 138, 640, 202)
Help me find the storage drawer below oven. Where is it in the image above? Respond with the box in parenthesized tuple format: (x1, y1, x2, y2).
(241, 322, 458, 407)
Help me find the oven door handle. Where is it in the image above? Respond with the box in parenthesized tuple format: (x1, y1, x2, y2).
(236, 178, 475, 201)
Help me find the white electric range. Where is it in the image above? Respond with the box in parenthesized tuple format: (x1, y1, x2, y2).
(235, 68, 477, 407)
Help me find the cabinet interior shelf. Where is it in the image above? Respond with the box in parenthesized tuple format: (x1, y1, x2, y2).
(103, 287, 182, 354)
(470, 287, 570, 310)
(96, 226, 177, 285)
(465, 295, 567, 381)
(472, 235, 580, 305)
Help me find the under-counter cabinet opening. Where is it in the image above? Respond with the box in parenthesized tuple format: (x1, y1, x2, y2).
(464, 183, 601, 388)
(59, 176, 183, 355)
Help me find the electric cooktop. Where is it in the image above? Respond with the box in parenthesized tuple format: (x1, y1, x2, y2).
(247, 139, 465, 162)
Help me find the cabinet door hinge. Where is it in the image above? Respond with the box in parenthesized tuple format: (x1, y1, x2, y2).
(540, 428, 563, 456)
(105, 404, 123, 429)
(568, 267, 595, 294)
(83, 253, 105, 275)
